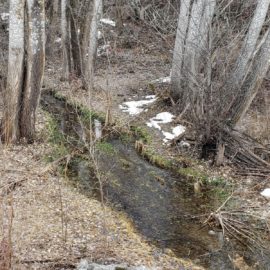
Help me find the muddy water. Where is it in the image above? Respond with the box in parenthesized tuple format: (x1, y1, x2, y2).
(40, 91, 243, 269)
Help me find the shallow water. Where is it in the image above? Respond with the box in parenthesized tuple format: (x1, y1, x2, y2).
(41, 90, 261, 269)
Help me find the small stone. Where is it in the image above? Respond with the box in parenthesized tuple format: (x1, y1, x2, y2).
(208, 230, 216, 236)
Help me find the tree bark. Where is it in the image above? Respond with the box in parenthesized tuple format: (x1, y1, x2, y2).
(2, 0, 25, 143)
(171, 0, 192, 100)
(20, 0, 45, 141)
(46, 0, 59, 57)
(229, 0, 270, 90)
(171, 0, 216, 108)
(227, 28, 270, 127)
(61, 0, 71, 80)
(79, 0, 91, 64)
(84, 0, 103, 90)
(2, 0, 45, 143)
(70, 7, 82, 77)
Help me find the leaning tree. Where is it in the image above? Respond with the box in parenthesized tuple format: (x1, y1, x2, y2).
(2, 0, 45, 143)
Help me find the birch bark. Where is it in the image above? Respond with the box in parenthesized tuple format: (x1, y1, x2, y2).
(20, 0, 45, 141)
(84, 0, 103, 90)
(2, 0, 25, 142)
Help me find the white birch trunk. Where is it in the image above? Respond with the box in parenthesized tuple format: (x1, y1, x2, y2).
(228, 28, 270, 127)
(3, 0, 25, 142)
(61, 0, 70, 80)
(20, 0, 45, 141)
(199, 0, 216, 56)
(171, 0, 192, 99)
(183, 0, 204, 76)
(230, 0, 270, 89)
(46, 0, 59, 56)
(171, 0, 215, 111)
(84, 0, 103, 90)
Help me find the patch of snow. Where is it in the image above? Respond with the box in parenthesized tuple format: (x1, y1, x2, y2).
(55, 37, 61, 43)
(94, 119, 102, 139)
(98, 30, 102, 39)
(100, 18, 116, 27)
(260, 188, 270, 199)
(162, 125, 186, 143)
(151, 76, 171, 84)
(1, 13, 9, 21)
(145, 95, 156, 99)
(119, 96, 157, 115)
(147, 112, 175, 130)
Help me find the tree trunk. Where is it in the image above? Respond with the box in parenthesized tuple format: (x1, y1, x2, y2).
(79, 0, 92, 72)
(61, 0, 71, 80)
(228, 0, 270, 90)
(2, 0, 25, 143)
(46, 0, 59, 57)
(171, 0, 192, 100)
(227, 28, 270, 127)
(2, 0, 45, 143)
(20, 0, 45, 141)
(70, 7, 82, 77)
(84, 0, 103, 90)
(171, 0, 216, 109)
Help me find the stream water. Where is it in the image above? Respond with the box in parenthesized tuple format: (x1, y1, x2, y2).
(40, 90, 261, 269)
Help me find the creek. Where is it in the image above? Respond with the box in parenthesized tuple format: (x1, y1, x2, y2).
(40, 90, 258, 269)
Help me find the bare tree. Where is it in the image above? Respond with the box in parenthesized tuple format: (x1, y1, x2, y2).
(84, 0, 103, 90)
(46, 0, 59, 56)
(61, 0, 71, 80)
(228, 0, 270, 90)
(2, 0, 25, 142)
(171, 0, 191, 101)
(70, 5, 83, 77)
(171, 0, 216, 109)
(2, 0, 45, 143)
(20, 0, 46, 139)
(227, 28, 270, 127)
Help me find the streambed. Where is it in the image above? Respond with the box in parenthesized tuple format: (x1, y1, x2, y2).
(40, 90, 255, 269)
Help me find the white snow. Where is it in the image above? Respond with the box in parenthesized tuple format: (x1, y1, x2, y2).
(55, 37, 61, 43)
(94, 119, 102, 139)
(260, 188, 270, 199)
(151, 76, 171, 84)
(100, 18, 116, 27)
(145, 95, 156, 99)
(147, 112, 175, 130)
(162, 125, 186, 143)
(119, 96, 157, 115)
(98, 30, 102, 39)
(1, 13, 9, 21)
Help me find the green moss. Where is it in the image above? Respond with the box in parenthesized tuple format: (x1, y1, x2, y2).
(96, 141, 117, 155)
(131, 126, 152, 144)
(78, 105, 104, 124)
(44, 114, 69, 162)
(119, 133, 133, 144)
(142, 148, 172, 169)
(178, 167, 208, 181)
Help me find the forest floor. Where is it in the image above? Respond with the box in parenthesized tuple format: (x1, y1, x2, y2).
(1, 17, 270, 270)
